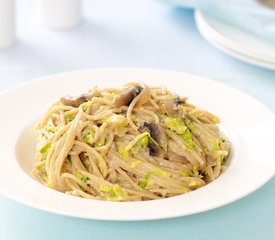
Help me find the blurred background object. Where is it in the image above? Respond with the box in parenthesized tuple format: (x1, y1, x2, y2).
(195, 10, 275, 70)
(0, 0, 15, 48)
(258, 0, 275, 9)
(160, 0, 275, 70)
(160, 0, 275, 41)
(35, 0, 81, 29)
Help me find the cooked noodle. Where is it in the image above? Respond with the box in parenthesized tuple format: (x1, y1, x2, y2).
(32, 82, 230, 201)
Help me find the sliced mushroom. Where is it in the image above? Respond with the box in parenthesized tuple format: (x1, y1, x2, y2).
(60, 93, 94, 108)
(174, 96, 186, 105)
(113, 86, 143, 107)
(139, 122, 168, 156)
(160, 96, 187, 116)
(148, 144, 166, 158)
(79, 152, 86, 162)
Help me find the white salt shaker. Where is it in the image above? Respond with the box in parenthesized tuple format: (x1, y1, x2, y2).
(0, 0, 15, 48)
(36, 0, 81, 29)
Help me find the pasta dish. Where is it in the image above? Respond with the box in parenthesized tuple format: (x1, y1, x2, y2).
(32, 82, 230, 201)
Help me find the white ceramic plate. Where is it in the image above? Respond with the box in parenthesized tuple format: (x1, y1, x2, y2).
(0, 68, 274, 221)
(195, 11, 275, 70)
(195, 18, 275, 71)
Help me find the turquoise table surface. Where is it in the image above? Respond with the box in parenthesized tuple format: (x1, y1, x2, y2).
(0, 0, 274, 239)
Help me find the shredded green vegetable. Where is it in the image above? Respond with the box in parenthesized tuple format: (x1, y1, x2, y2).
(123, 132, 149, 159)
(167, 126, 195, 150)
(123, 132, 160, 160)
(81, 102, 92, 112)
(113, 184, 124, 196)
(131, 160, 142, 168)
(209, 139, 221, 151)
(39, 143, 51, 153)
(165, 117, 187, 134)
(81, 175, 89, 183)
(76, 172, 89, 184)
(189, 180, 201, 187)
(83, 134, 92, 143)
(179, 129, 196, 150)
(45, 178, 53, 188)
(64, 113, 74, 122)
(139, 172, 151, 189)
(45, 124, 60, 133)
(178, 170, 191, 177)
(82, 128, 95, 144)
(186, 118, 221, 151)
(136, 134, 149, 150)
(151, 168, 170, 178)
(107, 114, 127, 127)
(100, 185, 113, 192)
(100, 184, 127, 201)
(185, 118, 197, 132)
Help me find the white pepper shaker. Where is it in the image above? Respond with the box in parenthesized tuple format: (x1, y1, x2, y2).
(0, 0, 15, 48)
(36, 0, 81, 29)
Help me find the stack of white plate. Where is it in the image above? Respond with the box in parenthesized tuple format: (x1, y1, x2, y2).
(195, 10, 275, 70)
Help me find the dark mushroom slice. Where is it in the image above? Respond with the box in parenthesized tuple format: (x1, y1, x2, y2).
(174, 96, 186, 106)
(113, 86, 143, 108)
(60, 93, 94, 108)
(160, 96, 187, 117)
(148, 143, 165, 158)
(139, 122, 168, 157)
(79, 152, 86, 162)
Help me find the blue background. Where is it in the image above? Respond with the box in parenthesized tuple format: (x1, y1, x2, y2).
(0, 1, 274, 239)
